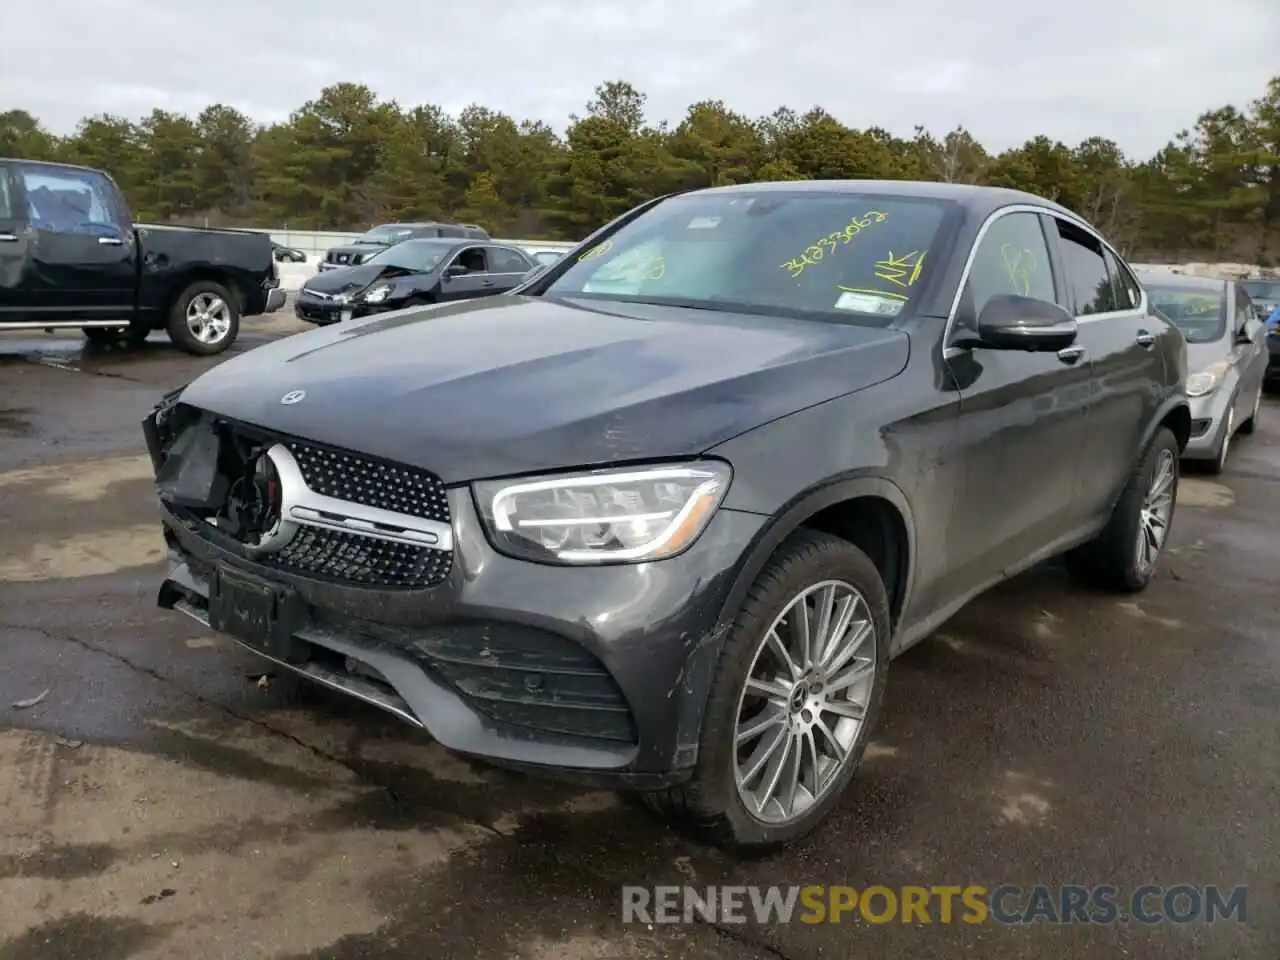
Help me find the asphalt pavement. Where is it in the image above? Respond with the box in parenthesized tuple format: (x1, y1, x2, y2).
(1, 317, 1278, 960)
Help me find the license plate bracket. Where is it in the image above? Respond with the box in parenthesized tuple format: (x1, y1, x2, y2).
(208, 564, 310, 663)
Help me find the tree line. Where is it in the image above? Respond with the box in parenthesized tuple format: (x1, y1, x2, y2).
(2, 77, 1279, 262)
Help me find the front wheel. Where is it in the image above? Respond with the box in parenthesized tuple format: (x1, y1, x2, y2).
(1239, 388, 1261, 435)
(645, 530, 890, 851)
(166, 281, 240, 355)
(1065, 426, 1179, 593)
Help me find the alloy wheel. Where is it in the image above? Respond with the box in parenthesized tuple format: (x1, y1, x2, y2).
(1136, 448, 1176, 572)
(186, 293, 232, 344)
(733, 580, 877, 825)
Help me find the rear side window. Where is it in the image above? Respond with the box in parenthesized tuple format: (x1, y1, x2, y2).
(489, 246, 532, 273)
(1056, 221, 1116, 315)
(963, 211, 1057, 317)
(0, 168, 12, 219)
(1104, 250, 1141, 310)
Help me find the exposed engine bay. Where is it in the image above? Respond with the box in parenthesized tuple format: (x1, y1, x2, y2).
(145, 392, 284, 548)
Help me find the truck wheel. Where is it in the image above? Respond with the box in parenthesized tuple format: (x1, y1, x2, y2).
(166, 281, 240, 356)
(82, 322, 151, 347)
(644, 530, 890, 851)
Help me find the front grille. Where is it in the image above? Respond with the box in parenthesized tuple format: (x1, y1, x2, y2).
(208, 423, 454, 590)
(268, 526, 451, 589)
(284, 440, 450, 524)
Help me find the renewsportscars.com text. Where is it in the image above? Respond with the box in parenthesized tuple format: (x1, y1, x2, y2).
(622, 884, 1248, 926)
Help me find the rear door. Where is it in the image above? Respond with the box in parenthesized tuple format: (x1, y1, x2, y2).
(1053, 218, 1164, 524)
(485, 245, 536, 293)
(0, 162, 30, 317)
(13, 162, 136, 318)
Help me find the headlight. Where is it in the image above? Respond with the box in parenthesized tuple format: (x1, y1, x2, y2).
(1185, 361, 1228, 398)
(1185, 372, 1218, 397)
(473, 461, 732, 565)
(362, 283, 394, 304)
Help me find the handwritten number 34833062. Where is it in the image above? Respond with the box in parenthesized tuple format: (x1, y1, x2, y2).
(781, 211, 889, 279)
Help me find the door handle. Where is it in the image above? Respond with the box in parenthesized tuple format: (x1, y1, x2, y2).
(0, 233, 18, 242)
(97, 236, 124, 246)
(1057, 345, 1085, 365)
(1135, 330, 1155, 348)
(482, 279, 494, 287)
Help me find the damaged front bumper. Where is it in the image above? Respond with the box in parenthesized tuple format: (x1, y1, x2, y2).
(144, 400, 765, 788)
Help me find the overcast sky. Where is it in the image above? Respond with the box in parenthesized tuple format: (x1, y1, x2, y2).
(3, 0, 1277, 158)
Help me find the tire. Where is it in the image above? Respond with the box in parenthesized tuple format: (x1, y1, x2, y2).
(1239, 388, 1261, 435)
(1065, 427, 1179, 593)
(82, 321, 151, 347)
(165, 280, 240, 356)
(1203, 405, 1234, 476)
(643, 530, 891, 852)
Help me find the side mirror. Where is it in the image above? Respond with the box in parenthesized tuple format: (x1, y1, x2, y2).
(445, 263, 469, 278)
(960, 294, 1078, 352)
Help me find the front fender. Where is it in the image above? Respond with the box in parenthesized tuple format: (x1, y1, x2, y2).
(714, 474, 917, 628)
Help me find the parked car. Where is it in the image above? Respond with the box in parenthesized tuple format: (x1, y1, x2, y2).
(272, 242, 306, 263)
(531, 249, 566, 266)
(318, 222, 490, 272)
(1144, 275, 1267, 473)
(294, 239, 536, 325)
(0, 158, 282, 354)
(1241, 278, 1280, 321)
(146, 180, 1190, 851)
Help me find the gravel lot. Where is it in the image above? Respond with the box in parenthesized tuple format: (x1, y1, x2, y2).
(1, 320, 1277, 960)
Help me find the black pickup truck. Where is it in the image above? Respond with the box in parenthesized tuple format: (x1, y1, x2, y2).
(0, 158, 284, 355)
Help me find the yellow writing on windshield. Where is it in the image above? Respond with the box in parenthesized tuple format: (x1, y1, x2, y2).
(578, 238, 614, 262)
(1000, 244, 1036, 295)
(874, 250, 925, 289)
(781, 211, 889, 279)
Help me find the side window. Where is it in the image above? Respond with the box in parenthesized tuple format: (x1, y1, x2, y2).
(453, 246, 487, 273)
(0, 167, 13, 220)
(17, 164, 120, 235)
(1235, 287, 1256, 336)
(962, 212, 1056, 317)
(437, 225, 463, 238)
(489, 246, 532, 273)
(1104, 249, 1141, 311)
(1056, 221, 1116, 315)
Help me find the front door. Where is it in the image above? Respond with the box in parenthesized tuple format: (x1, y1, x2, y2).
(0, 163, 30, 318)
(12, 162, 136, 319)
(940, 209, 1092, 597)
(1053, 221, 1166, 524)
(437, 246, 492, 301)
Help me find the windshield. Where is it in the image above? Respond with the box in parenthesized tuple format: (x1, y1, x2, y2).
(541, 191, 953, 325)
(1242, 280, 1280, 302)
(1147, 284, 1226, 343)
(357, 225, 418, 245)
(365, 239, 454, 272)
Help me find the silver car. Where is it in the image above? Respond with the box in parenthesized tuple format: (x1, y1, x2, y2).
(1145, 275, 1268, 473)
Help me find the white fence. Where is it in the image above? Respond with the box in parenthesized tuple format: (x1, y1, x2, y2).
(259, 228, 574, 260)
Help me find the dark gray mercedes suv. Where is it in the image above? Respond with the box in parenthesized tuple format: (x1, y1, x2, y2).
(145, 181, 1190, 851)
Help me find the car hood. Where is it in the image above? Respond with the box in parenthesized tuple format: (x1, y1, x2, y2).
(302, 263, 418, 296)
(177, 296, 910, 484)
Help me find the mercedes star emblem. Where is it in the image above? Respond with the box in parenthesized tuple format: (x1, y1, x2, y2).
(280, 390, 306, 405)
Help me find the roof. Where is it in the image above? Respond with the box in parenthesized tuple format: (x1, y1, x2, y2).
(691, 179, 1078, 220)
(1140, 273, 1229, 290)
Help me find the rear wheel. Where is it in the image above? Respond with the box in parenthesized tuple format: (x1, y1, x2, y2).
(644, 531, 890, 851)
(1065, 427, 1179, 593)
(166, 281, 239, 355)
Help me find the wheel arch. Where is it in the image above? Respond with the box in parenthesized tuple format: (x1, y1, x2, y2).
(718, 477, 917, 631)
